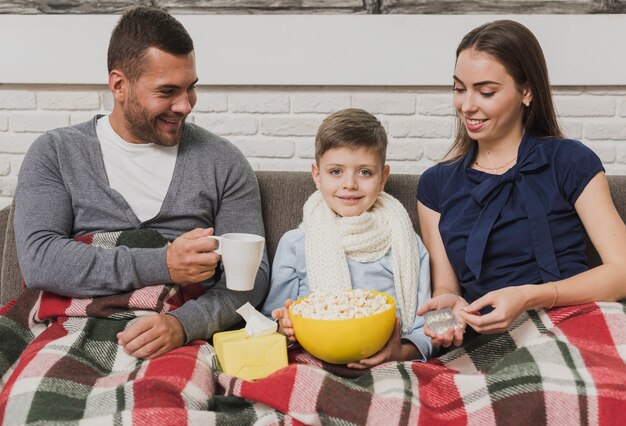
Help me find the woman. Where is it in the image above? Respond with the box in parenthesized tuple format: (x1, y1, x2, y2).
(416, 20, 626, 348)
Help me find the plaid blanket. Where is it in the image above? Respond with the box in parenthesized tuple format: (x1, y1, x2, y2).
(212, 301, 626, 425)
(2, 231, 625, 425)
(0, 230, 221, 425)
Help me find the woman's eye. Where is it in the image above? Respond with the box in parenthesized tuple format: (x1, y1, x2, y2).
(481, 92, 496, 97)
(453, 87, 466, 93)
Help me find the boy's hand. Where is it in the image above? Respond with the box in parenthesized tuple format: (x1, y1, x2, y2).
(347, 318, 420, 369)
(272, 299, 297, 343)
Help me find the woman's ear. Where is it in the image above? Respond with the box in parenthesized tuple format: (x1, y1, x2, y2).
(522, 85, 533, 107)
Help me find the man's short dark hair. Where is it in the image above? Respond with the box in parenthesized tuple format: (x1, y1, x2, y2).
(107, 6, 194, 81)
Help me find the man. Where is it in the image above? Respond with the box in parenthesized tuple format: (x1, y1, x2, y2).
(13, 6, 269, 359)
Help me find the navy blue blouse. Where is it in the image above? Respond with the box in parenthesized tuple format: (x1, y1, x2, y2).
(417, 133, 604, 304)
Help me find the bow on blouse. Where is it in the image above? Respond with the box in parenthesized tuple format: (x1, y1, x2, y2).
(465, 146, 562, 283)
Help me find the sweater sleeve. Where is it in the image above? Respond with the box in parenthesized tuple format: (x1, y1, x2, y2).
(168, 144, 270, 342)
(14, 131, 170, 297)
(261, 229, 308, 318)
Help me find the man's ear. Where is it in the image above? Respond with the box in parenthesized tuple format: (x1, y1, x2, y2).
(380, 164, 390, 192)
(311, 162, 321, 190)
(108, 69, 127, 102)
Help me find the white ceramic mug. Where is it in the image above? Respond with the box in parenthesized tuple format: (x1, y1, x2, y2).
(207, 233, 265, 291)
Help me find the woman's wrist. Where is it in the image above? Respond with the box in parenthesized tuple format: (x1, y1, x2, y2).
(523, 282, 558, 310)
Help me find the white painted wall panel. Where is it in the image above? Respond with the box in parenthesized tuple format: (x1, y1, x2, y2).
(1, 14, 625, 85)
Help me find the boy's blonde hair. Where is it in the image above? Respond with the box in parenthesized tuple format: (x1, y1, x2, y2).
(315, 108, 387, 165)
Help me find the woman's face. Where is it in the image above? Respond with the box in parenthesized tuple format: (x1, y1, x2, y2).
(453, 48, 532, 146)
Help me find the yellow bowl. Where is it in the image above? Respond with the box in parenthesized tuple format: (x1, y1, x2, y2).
(289, 290, 396, 364)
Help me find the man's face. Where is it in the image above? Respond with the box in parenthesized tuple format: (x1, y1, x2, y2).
(120, 47, 198, 146)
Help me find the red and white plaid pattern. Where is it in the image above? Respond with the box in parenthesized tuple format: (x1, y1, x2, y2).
(0, 231, 217, 425)
(218, 302, 626, 425)
(1, 230, 625, 424)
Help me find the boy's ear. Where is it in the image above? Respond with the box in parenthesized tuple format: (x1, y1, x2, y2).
(379, 164, 390, 192)
(311, 162, 321, 190)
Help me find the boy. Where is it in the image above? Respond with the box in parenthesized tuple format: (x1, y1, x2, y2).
(262, 108, 433, 368)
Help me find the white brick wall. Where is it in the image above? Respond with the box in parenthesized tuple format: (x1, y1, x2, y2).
(1, 84, 626, 209)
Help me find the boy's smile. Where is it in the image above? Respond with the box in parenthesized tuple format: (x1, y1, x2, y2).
(312, 146, 389, 217)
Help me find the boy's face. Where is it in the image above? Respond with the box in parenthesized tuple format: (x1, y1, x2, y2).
(312, 146, 390, 217)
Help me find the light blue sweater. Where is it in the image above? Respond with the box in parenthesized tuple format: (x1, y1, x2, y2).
(262, 228, 434, 361)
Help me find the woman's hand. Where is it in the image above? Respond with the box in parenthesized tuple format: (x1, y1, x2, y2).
(458, 286, 528, 334)
(271, 299, 297, 343)
(417, 294, 468, 348)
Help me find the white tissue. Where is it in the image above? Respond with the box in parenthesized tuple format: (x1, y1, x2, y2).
(236, 302, 278, 337)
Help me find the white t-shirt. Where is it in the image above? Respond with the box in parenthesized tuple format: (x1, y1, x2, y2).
(96, 115, 179, 222)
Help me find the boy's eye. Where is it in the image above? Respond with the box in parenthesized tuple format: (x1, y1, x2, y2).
(329, 169, 342, 176)
(358, 169, 373, 177)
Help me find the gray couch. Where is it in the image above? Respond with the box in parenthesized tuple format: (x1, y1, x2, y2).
(2, 171, 626, 306)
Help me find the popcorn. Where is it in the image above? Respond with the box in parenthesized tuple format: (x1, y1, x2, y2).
(291, 289, 392, 320)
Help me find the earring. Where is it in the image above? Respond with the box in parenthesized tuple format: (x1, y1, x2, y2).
(523, 100, 531, 107)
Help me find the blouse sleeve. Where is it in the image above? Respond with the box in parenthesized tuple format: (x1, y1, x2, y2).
(555, 140, 605, 205)
(416, 165, 442, 213)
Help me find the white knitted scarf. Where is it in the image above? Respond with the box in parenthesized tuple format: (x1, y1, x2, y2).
(300, 190, 419, 333)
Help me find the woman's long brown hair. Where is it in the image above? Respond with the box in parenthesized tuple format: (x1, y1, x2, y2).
(444, 20, 563, 162)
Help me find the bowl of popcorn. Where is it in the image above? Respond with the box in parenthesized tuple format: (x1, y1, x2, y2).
(288, 289, 396, 364)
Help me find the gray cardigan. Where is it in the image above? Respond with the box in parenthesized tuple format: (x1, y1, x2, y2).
(13, 116, 269, 341)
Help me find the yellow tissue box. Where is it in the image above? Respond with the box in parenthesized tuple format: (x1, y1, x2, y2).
(213, 329, 288, 381)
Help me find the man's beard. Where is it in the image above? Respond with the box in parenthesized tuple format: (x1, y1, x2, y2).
(124, 97, 185, 147)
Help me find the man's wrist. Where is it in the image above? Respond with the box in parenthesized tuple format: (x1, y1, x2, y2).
(165, 313, 186, 346)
